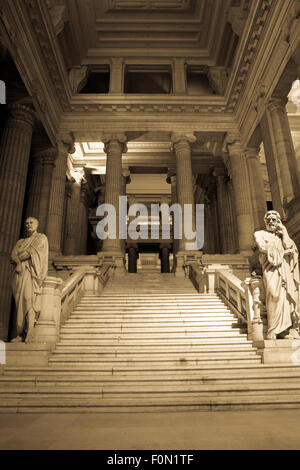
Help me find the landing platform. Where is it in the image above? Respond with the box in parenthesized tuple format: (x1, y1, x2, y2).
(0, 409, 299, 450)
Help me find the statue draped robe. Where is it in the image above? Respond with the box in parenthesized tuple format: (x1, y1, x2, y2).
(11, 233, 48, 336)
(254, 227, 300, 338)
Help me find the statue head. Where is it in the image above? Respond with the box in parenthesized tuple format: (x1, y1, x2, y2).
(25, 217, 39, 236)
(264, 210, 281, 233)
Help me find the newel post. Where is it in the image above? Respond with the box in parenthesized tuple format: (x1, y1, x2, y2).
(33, 276, 63, 344)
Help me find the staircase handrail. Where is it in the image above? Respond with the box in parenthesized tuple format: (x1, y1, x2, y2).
(215, 269, 253, 337)
(188, 262, 208, 293)
(97, 263, 115, 286)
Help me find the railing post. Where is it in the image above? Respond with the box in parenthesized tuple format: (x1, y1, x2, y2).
(33, 276, 63, 344)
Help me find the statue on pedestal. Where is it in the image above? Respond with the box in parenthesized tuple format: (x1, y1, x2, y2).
(254, 210, 300, 340)
(10, 217, 48, 343)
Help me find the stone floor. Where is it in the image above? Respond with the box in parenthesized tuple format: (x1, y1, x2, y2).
(0, 409, 300, 449)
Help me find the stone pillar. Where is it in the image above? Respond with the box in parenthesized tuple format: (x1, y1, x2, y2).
(62, 181, 72, 255)
(0, 104, 35, 340)
(172, 58, 186, 94)
(46, 136, 75, 261)
(160, 243, 170, 273)
(171, 133, 196, 253)
(101, 133, 127, 257)
(224, 134, 254, 254)
(78, 182, 89, 255)
(216, 175, 237, 253)
(38, 148, 56, 233)
(64, 179, 82, 255)
(266, 97, 300, 204)
(109, 58, 124, 94)
(245, 146, 266, 230)
(128, 244, 138, 273)
(121, 169, 130, 254)
(25, 153, 43, 221)
(166, 172, 178, 254)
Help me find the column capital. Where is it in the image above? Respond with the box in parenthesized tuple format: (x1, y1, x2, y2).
(56, 132, 75, 154)
(267, 96, 288, 113)
(245, 146, 261, 161)
(34, 147, 57, 165)
(224, 132, 244, 155)
(7, 103, 36, 129)
(102, 133, 127, 154)
(171, 132, 196, 145)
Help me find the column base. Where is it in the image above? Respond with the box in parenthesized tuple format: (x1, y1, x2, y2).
(253, 339, 300, 364)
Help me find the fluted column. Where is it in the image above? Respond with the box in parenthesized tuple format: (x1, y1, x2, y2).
(245, 146, 266, 230)
(121, 169, 130, 253)
(38, 148, 56, 233)
(267, 97, 300, 203)
(171, 133, 196, 252)
(64, 179, 82, 255)
(46, 136, 75, 261)
(225, 134, 254, 253)
(78, 182, 89, 255)
(101, 133, 127, 254)
(166, 171, 178, 254)
(216, 175, 237, 254)
(0, 104, 35, 340)
(160, 243, 171, 273)
(25, 153, 43, 221)
(128, 244, 138, 273)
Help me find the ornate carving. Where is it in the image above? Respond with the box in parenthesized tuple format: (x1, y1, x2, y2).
(24, 0, 70, 111)
(227, 0, 273, 111)
(69, 66, 89, 94)
(69, 103, 228, 114)
(108, 0, 191, 11)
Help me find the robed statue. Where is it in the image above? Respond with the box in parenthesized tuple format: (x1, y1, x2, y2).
(10, 217, 48, 343)
(254, 210, 300, 340)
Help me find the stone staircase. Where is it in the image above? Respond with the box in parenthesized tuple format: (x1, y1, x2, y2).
(1, 272, 300, 412)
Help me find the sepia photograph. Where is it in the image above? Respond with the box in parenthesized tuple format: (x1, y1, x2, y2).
(0, 0, 300, 454)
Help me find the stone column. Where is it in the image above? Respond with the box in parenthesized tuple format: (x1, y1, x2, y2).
(62, 181, 72, 255)
(78, 182, 89, 255)
(172, 58, 186, 94)
(0, 104, 35, 340)
(245, 146, 266, 230)
(101, 133, 127, 257)
(46, 136, 75, 261)
(166, 171, 178, 254)
(109, 58, 124, 94)
(216, 175, 237, 254)
(171, 133, 196, 253)
(35, 147, 57, 234)
(128, 244, 138, 273)
(224, 134, 254, 254)
(64, 179, 82, 255)
(267, 97, 300, 203)
(25, 153, 43, 221)
(121, 169, 130, 254)
(160, 243, 170, 273)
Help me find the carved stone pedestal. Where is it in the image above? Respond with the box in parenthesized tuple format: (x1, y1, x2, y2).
(254, 339, 300, 364)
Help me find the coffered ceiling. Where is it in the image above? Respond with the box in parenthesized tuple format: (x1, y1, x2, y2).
(56, 0, 237, 63)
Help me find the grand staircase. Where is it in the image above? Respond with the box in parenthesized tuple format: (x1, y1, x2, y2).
(1, 272, 300, 412)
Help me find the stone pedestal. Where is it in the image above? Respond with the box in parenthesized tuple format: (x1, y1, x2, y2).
(33, 276, 62, 344)
(0, 104, 35, 340)
(225, 134, 254, 254)
(254, 339, 300, 364)
(46, 136, 75, 261)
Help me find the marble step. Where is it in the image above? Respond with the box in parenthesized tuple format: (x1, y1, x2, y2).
(64, 320, 238, 327)
(57, 337, 253, 346)
(1, 394, 300, 413)
(54, 345, 256, 354)
(48, 358, 261, 366)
